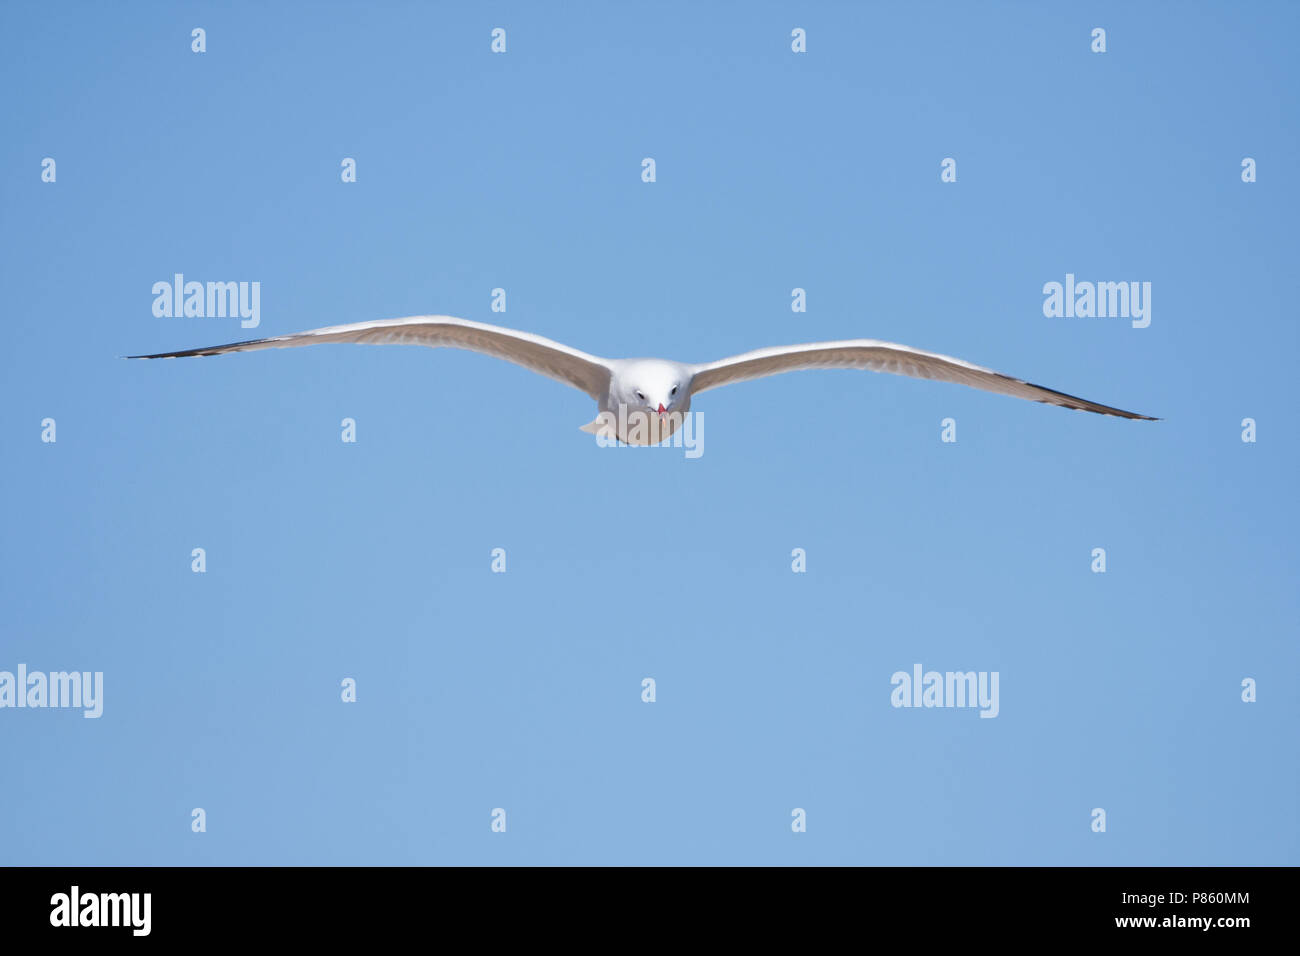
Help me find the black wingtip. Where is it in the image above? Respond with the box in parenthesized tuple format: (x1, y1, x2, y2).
(1110, 409, 1161, 421)
(125, 349, 217, 359)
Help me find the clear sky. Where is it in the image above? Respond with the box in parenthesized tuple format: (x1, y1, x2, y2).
(1, 1, 1296, 865)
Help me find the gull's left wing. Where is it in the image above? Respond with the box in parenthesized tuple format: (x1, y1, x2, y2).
(688, 339, 1157, 420)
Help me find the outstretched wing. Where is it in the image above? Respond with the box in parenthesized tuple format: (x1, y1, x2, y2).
(689, 340, 1157, 420)
(128, 315, 613, 399)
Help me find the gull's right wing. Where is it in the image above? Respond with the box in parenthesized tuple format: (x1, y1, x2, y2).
(128, 315, 614, 400)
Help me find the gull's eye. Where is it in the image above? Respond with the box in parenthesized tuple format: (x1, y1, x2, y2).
(671, 386, 678, 395)
(636, 391, 645, 401)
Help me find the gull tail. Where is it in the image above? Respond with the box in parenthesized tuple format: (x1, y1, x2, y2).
(580, 413, 620, 439)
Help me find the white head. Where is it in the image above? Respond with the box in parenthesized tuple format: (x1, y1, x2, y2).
(601, 359, 693, 444)
(610, 359, 691, 417)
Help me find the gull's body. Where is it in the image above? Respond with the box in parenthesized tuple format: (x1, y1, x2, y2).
(129, 314, 1157, 441)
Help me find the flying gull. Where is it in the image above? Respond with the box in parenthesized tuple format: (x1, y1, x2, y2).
(129, 315, 1158, 443)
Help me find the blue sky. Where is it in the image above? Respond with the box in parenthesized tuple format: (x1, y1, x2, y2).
(1, 1, 1296, 865)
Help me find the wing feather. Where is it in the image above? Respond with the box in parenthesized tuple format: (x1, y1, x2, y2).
(689, 340, 1157, 420)
(128, 315, 613, 399)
